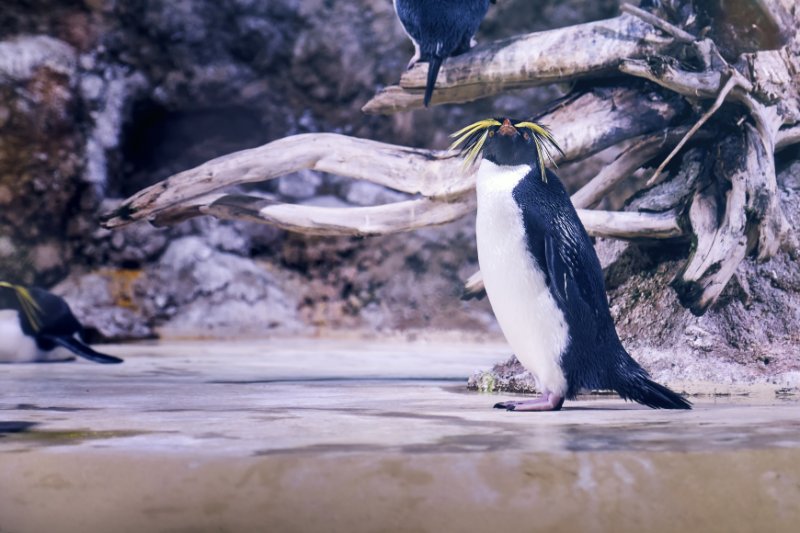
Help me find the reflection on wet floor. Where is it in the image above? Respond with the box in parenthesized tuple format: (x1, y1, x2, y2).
(0, 339, 798, 457)
(1, 340, 799, 533)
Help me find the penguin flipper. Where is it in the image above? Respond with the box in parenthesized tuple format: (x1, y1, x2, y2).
(543, 233, 597, 334)
(424, 56, 443, 107)
(42, 335, 123, 364)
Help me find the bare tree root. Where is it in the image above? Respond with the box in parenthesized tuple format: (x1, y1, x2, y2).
(673, 125, 785, 314)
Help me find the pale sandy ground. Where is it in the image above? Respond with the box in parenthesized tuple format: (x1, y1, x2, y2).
(1, 339, 798, 533)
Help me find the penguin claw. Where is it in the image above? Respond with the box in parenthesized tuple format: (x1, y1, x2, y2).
(493, 394, 565, 412)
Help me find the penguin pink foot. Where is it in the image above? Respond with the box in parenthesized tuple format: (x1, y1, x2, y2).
(494, 391, 565, 412)
(407, 42, 421, 70)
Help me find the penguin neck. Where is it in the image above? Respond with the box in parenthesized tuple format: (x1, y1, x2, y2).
(475, 159, 538, 198)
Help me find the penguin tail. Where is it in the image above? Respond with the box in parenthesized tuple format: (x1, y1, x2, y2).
(44, 335, 124, 364)
(424, 56, 444, 107)
(611, 355, 691, 410)
(616, 375, 692, 410)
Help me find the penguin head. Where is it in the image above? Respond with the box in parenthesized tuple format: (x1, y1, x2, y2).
(450, 117, 564, 181)
(0, 282, 43, 332)
(0, 282, 22, 310)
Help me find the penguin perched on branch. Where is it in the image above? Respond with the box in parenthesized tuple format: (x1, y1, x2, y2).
(393, 0, 494, 107)
(0, 282, 123, 364)
(450, 118, 691, 411)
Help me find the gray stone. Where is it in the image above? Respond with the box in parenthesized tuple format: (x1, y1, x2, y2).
(277, 170, 323, 200)
(53, 272, 154, 341)
(141, 237, 306, 335)
(342, 181, 409, 206)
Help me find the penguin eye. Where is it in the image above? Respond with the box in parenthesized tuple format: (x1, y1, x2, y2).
(488, 130, 495, 138)
(523, 132, 530, 141)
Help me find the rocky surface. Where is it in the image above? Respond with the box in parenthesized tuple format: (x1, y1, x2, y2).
(2, 0, 614, 337)
(1, 0, 799, 387)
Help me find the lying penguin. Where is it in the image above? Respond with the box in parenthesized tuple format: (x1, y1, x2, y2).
(0, 282, 123, 364)
(451, 118, 691, 411)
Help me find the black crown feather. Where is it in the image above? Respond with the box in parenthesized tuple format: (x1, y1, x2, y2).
(449, 119, 565, 182)
(0, 281, 42, 331)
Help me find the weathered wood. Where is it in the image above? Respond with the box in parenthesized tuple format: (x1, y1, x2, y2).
(363, 14, 672, 114)
(101, 86, 682, 229)
(777, 125, 800, 149)
(100, 135, 466, 229)
(620, 3, 696, 43)
(571, 129, 689, 209)
(146, 191, 683, 243)
(673, 125, 786, 314)
(167, 194, 477, 237)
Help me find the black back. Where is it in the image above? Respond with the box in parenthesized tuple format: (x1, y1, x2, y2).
(395, 0, 491, 60)
(511, 168, 622, 395)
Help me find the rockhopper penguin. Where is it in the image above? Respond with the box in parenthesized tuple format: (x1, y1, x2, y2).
(393, 0, 494, 107)
(450, 118, 691, 411)
(0, 282, 123, 364)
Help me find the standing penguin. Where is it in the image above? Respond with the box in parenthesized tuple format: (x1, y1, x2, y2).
(0, 282, 123, 364)
(393, 0, 494, 107)
(450, 118, 691, 411)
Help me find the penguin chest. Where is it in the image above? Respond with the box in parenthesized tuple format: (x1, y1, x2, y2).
(0, 311, 71, 363)
(475, 162, 570, 394)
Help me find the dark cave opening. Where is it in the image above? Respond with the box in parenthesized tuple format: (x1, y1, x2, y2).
(112, 99, 273, 198)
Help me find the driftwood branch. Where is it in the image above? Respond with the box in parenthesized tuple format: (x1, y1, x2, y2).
(101, 86, 682, 229)
(571, 128, 697, 209)
(154, 194, 477, 237)
(777, 125, 800, 150)
(619, 3, 696, 43)
(363, 14, 672, 114)
(673, 125, 785, 314)
(647, 71, 743, 184)
(149, 192, 682, 240)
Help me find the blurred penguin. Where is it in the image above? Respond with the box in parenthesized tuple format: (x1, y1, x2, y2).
(0, 282, 123, 364)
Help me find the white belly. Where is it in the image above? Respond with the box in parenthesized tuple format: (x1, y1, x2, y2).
(0, 310, 73, 363)
(475, 161, 570, 395)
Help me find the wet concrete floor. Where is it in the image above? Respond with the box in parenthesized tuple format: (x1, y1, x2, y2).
(0, 339, 798, 532)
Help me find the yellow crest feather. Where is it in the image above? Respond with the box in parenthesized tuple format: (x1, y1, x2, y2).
(449, 118, 565, 181)
(513, 121, 565, 183)
(448, 119, 502, 169)
(0, 281, 43, 331)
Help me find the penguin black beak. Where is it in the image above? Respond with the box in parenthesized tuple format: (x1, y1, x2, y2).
(497, 118, 517, 137)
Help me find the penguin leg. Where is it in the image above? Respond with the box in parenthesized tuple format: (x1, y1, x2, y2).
(407, 41, 421, 70)
(494, 391, 565, 412)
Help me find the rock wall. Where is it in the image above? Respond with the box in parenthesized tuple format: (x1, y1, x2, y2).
(1, 0, 798, 385)
(0, 0, 619, 340)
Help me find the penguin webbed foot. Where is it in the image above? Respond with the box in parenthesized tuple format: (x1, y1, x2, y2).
(494, 392, 565, 412)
